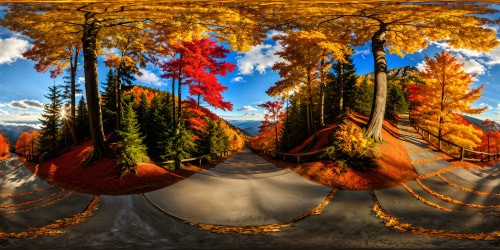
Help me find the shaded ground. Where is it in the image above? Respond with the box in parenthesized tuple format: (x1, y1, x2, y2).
(287, 113, 417, 190)
(21, 140, 228, 195)
(2, 141, 499, 249)
(145, 148, 332, 227)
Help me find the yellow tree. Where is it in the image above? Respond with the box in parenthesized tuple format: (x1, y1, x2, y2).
(414, 50, 485, 149)
(101, 24, 155, 129)
(22, 33, 81, 145)
(312, 2, 499, 142)
(1, 2, 266, 161)
(269, 30, 347, 134)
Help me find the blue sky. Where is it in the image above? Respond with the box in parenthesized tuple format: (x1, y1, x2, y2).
(0, 13, 499, 123)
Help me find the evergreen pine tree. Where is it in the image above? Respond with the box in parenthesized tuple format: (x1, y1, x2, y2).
(160, 122, 196, 169)
(136, 92, 149, 137)
(117, 98, 148, 176)
(279, 97, 308, 152)
(386, 80, 409, 118)
(352, 78, 373, 116)
(147, 94, 170, 159)
(39, 83, 63, 158)
(101, 69, 117, 133)
(76, 97, 90, 142)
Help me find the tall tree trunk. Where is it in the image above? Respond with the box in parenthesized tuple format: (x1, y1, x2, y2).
(366, 26, 387, 143)
(319, 59, 325, 128)
(174, 69, 182, 170)
(115, 67, 122, 130)
(82, 12, 110, 161)
(306, 67, 314, 136)
(171, 73, 176, 131)
(69, 48, 79, 145)
(338, 63, 345, 112)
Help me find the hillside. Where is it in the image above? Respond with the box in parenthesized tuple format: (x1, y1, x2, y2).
(363, 66, 418, 80)
(0, 122, 40, 143)
(227, 120, 262, 136)
(462, 115, 500, 132)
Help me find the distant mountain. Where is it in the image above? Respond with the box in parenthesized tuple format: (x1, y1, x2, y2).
(0, 122, 40, 144)
(227, 120, 262, 136)
(363, 66, 418, 80)
(462, 115, 500, 132)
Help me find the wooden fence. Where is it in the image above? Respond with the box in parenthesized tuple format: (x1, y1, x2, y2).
(159, 151, 237, 167)
(253, 148, 327, 163)
(409, 118, 499, 162)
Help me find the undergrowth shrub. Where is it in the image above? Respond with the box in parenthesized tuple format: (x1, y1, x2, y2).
(323, 121, 378, 171)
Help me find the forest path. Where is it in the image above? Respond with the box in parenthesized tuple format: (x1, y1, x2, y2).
(145, 148, 334, 226)
(0, 154, 95, 234)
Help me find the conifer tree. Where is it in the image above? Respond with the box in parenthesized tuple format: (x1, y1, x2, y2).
(279, 97, 308, 152)
(118, 98, 148, 176)
(136, 92, 149, 137)
(351, 78, 373, 116)
(76, 97, 90, 142)
(160, 123, 196, 169)
(385, 80, 409, 118)
(147, 94, 170, 159)
(101, 69, 117, 133)
(39, 83, 63, 158)
(59, 69, 82, 145)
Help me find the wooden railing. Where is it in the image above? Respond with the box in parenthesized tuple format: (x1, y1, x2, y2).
(409, 117, 499, 162)
(159, 151, 237, 167)
(253, 148, 327, 163)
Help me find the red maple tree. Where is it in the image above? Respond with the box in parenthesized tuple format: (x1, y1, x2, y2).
(161, 38, 235, 112)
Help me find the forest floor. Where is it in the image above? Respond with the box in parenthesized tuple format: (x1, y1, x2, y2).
(21, 140, 228, 195)
(267, 113, 418, 190)
(0, 153, 11, 161)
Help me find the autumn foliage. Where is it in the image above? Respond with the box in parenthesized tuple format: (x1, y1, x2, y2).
(410, 50, 486, 149)
(0, 134, 10, 159)
(15, 130, 41, 156)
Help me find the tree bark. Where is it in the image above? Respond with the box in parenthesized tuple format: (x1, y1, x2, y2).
(306, 67, 314, 136)
(115, 66, 122, 130)
(171, 73, 176, 131)
(338, 63, 344, 112)
(365, 26, 387, 143)
(69, 48, 79, 145)
(319, 59, 325, 128)
(82, 12, 110, 161)
(174, 68, 182, 170)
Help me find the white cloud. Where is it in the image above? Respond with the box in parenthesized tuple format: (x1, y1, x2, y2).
(416, 61, 427, 72)
(77, 77, 85, 85)
(0, 109, 8, 115)
(237, 105, 257, 112)
(416, 53, 485, 75)
(354, 48, 371, 59)
(236, 41, 285, 75)
(454, 54, 485, 75)
(4, 99, 44, 109)
(136, 69, 164, 86)
(266, 30, 286, 40)
(244, 113, 264, 117)
(0, 37, 30, 64)
(479, 103, 491, 110)
(485, 46, 500, 65)
(230, 76, 245, 83)
(430, 40, 500, 68)
(0, 121, 41, 130)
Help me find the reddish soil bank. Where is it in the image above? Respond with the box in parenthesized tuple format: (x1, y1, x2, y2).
(285, 113, 417, 190)
(21, 140, 223, 195)
(0, 153, 11, 161)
